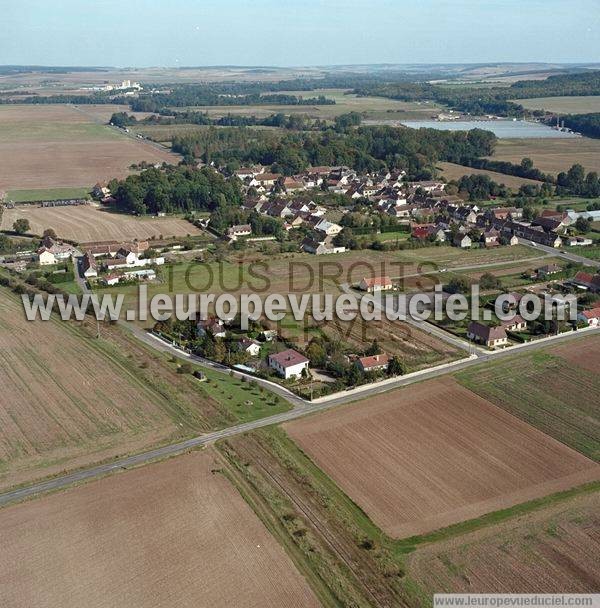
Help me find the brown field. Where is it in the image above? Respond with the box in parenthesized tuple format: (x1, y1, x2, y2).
(490, 137, 600, 175)
(0, 288, 221, 491)
(0, 104, 178, 191)
(437, 161, 542, 189)
(284, 377, 600, 538)
(457, 338, 600, 462)
(549, 334, 600, 374)
(408, 489, 600, 594)
(0, 450, 320, 608)
(0, 204, 201, 241)
(516, 96, 600, 114)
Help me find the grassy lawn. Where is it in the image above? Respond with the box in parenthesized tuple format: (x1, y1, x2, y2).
(565, 244, 600, 260)
(6, 187, 91, 202)
(376, 230, 411, 242)
(195, 366, 291, 423)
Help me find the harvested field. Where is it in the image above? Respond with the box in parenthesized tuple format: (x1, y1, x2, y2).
(457, 344, 600, 461)
(408, 489, 600, 594)
(0, 104, 177, 191)
(0, 204, 201, 241)
(549, 334, 600, 374)
(490, 137, 600, 175)
(284, 377, 600, 538)
(0, 450, 320, 608)
(0, 288, 220, 490)
(437, 161, 542, 189)
(516, 96, 600, 114)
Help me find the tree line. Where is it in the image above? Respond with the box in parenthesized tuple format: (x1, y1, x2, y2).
(171, 125, 497, 177)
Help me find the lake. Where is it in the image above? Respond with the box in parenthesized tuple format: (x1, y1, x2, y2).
(398, 119, 580, 139)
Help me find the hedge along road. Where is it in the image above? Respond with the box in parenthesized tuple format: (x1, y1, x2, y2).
(1, 323, 598, 508)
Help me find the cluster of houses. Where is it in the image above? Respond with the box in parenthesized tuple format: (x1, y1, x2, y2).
(195, 314, 396, 382)
(408, 204, 587, 249)
(238, 195, 347, 255)
(464, 267, 600, 348)
(80, 239, 164, 285)
(222, 163, 598, 254)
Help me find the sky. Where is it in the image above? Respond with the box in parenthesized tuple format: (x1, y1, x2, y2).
(2, 0, 600, 67)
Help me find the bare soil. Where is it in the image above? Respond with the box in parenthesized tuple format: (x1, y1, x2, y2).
(549, 334, 600, 374)
(408, 489, 600, 594)
(284, 377, 600, 538)
(0, 289, 225, 491)
(0, 450, 320, 608)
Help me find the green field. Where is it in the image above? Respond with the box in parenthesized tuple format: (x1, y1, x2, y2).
(376, 230, 412, 242)
(6, 187, 91, 202)
(97, 246, 543, 326)
(516, 96, 600, 114)
(457, 348, 600, 461)
(166, 88, 443, 122)
(195, 366, 291, 423)
(565, 244, 600, 260)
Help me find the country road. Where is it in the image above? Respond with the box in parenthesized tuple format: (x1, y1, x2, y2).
(1, 323, 598, 508)
(518, 238, 600, 268)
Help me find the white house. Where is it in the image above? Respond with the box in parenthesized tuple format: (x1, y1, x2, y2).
(226, 224, 252, 240)
(268, 349, 309, 379)
(358, 276, 393, 293)
(38, 249, 57, 265)
(237, 338, 261, 357)
(314, 219, 343, 237)
(357, 353, 390, 373)
(453, 234, 472, 249)
(82, 251, 98, 278)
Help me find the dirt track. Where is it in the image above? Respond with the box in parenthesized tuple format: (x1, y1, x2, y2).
(284, 377, 600, 538)
(0, 450, 320, 608)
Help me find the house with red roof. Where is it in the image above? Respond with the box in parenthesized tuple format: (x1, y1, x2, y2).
(357, 353, 390, 373)
(268, 349, 309, 379)
(358, 276, 393, 293)
(578, 306, 600, 327)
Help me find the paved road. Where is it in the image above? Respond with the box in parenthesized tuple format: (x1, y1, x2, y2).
(1, 324, 598, 508)
(518, 238, 600, 269)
